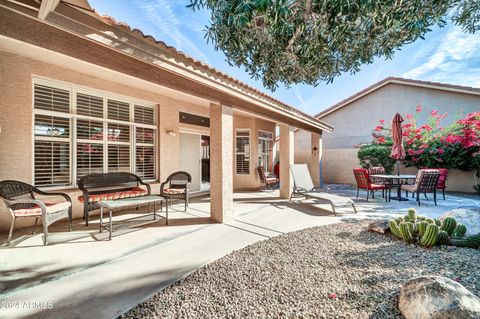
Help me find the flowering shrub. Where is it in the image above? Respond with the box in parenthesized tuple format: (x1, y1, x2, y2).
(371, 106, 480, 172)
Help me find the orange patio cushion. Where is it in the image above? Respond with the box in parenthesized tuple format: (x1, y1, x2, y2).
(77, 187, 148, 203)
(13, 201, 71, 216)
(163, 188, 185, 195)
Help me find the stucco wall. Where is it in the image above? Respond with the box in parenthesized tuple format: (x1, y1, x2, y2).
(321, 83, 480, 149)
(298, 83, 480, 193)
(322, 148, 476, 193)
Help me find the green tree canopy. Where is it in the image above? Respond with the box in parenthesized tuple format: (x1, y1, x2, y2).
(188, 0, 480, 90)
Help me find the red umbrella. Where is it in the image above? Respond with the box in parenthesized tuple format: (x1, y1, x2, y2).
(391, 113, 406, 175)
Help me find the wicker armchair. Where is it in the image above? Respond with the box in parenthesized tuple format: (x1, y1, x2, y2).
(160, 171, 191, 211)
(401, 169, 440, 206)
(257, 166, 279, 190)
(0, 180, 72, 246)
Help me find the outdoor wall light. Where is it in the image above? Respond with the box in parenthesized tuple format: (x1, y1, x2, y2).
(312, 145, 318, 156)
(166, 130, 176, 137)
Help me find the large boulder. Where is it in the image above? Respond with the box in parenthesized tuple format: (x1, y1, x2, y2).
(439, 207, 480, 236)
(367, 220, 389, 235)
(399, 276, 480, 319)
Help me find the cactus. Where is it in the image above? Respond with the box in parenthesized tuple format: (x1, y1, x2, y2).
(440, 217, 457, 235)
(450, 234, 480, 249)
(395, 217, 404, 224)
(388, 219, 402, 239)
(407, 208, 416, 221)
(399, 222, 415, 243)
(417, 221, 429, 237)
(434, 218, 442, 227)
(403, 215, 411, 222)
(420, 224, 439, 247)
(452, 224, 467, 238)
(436, 230, 449, 245)
(417, 216, 426, 221)
(426, 218, 435, 224)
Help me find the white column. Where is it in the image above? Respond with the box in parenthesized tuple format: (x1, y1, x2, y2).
(209, 103, 234, 223)
(279, 124, 294, 199)
(310, 132, 322, 187)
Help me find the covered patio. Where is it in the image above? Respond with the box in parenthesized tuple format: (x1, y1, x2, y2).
(1, 189, 479, 318)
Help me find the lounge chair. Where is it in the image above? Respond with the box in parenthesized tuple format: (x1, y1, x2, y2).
(289, 164, 357, 215)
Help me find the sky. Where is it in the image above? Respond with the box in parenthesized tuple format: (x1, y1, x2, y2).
(89, 0, 480, 115)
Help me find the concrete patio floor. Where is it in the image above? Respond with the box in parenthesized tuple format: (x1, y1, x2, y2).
(0, 189, 478, 319)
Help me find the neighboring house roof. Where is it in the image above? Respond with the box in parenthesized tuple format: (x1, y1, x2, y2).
(316, 77, 480, 119)
(2, 0, 333, 133)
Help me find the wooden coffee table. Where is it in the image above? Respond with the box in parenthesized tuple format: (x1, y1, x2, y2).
(98, 195, 168, 240)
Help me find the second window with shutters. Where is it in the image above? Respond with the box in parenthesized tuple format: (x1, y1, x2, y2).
(32, 79, 157, 187)
(236, 130, 250, 175)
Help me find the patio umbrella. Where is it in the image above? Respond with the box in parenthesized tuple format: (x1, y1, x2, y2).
(390, 113, 406, 175)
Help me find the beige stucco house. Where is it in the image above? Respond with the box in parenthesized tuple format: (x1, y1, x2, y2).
(293, 77, 480, 193)
(0, 0, 333, 230)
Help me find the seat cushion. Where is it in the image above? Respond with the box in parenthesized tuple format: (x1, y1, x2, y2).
(266, 177, 279, 184)
(163, 188, 185, 195)
(401, 184, 416, 192)
(78, 186, 148, 203)
(13, 201, 71, 216)
(369, 183, 386, 190)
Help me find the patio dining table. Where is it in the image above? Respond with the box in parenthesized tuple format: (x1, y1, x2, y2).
(370, 174, 417, 202)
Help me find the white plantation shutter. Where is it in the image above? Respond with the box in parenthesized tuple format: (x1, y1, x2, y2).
(76, 120, 104, 177)
(107, 99, 130, 122)
(236, 130, 250, 174)
(34, 114, 71, 187)
(107, 123, 130, 142)
(136, 127, 155, 179)
(136, 146, 155, 179)
(34, 84, 70, 113)
(134, 105, 155, 125)
(108, 145, 130, 172)
(76, 93, 104, 117)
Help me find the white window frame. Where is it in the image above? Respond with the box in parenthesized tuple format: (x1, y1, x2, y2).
(258, 130, 274, 174)
(32, 77, 158, 189)
(235, 129, 251, 175)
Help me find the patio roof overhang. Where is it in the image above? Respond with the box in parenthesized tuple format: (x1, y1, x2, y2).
(0, 0, 333, 134)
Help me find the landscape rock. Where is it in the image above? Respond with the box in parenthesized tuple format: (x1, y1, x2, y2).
(399, 276, 480, 319)
(367, 220, 390, 234)
(439, 207, 480, 236)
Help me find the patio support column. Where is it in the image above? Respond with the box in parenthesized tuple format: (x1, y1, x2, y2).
(209, 103, 234, 223)
(279, 124, 294, 199)
(310, 132, 322, 187)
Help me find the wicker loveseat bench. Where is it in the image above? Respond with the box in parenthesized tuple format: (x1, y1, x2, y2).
(77, 172, 151, 226)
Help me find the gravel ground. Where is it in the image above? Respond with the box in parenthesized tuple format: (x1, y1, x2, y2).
(122, 221, 480, 319)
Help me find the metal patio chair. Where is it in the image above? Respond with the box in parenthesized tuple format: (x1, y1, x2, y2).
(257, 166, 279, 190)
(0, 180, 72, 246)
(401, 169, 440, 206)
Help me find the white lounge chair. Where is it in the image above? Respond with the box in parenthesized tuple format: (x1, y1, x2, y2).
(289, 164, 357, 215)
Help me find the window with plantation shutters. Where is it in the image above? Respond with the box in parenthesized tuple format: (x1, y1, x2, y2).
(76, 93, 104, 117)
(34, 84, 70, 113)
(107, 99, 130, 122)
(33, 80, 157, 187)
(136, 127, 155, 179)
(236, 130, 250, 174)
(34, 114, 71, 187)
(76, 120, 104, 177)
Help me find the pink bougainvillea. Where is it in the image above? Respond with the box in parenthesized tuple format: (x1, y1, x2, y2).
(370, 107, 480, 170)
